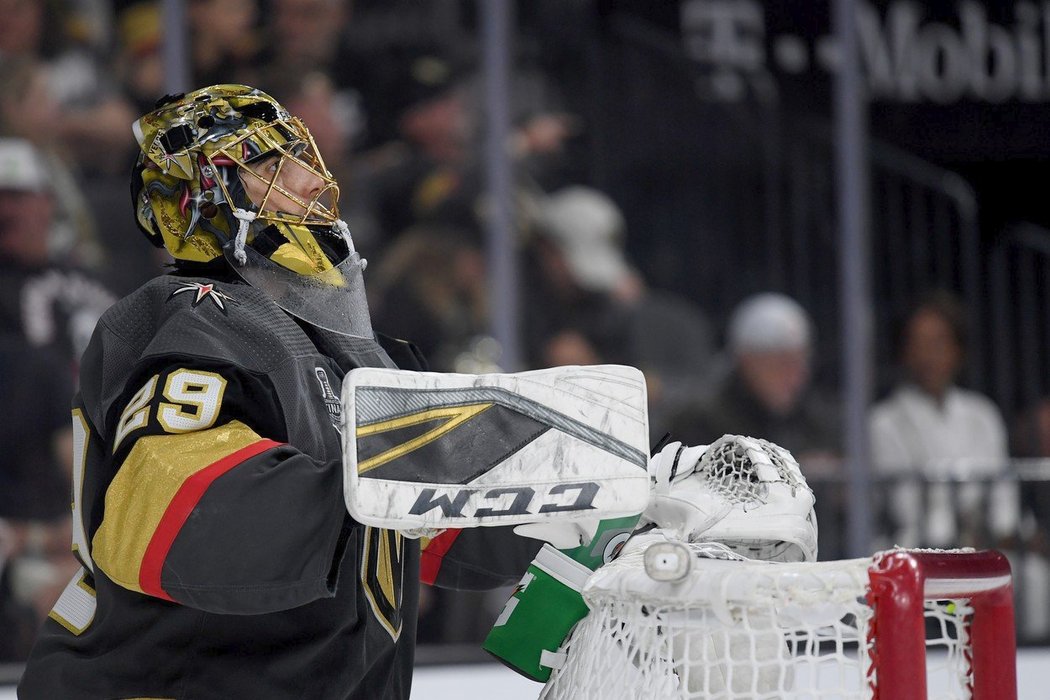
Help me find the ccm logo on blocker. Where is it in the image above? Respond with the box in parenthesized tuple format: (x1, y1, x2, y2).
(410, 483, 600, 519)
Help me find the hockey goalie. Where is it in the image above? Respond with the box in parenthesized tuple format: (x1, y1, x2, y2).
(17, 83, 815, 700)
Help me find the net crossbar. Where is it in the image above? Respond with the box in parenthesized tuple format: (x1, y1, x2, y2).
(541, 545, 1015, 700)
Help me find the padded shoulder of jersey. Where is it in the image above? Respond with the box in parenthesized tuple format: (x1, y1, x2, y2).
(106, 275, 317, 367)
(79, 275, 317, 433)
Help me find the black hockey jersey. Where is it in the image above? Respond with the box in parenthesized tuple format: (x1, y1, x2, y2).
(18, 272, 540, 699)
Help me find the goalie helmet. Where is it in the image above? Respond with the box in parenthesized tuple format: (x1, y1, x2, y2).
(131, 84, 372, 338)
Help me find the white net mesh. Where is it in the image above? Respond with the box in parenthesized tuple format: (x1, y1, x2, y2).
(697, 437, 808, 508)
(923, 600, 975, 700)
(541, 543, 977, 700)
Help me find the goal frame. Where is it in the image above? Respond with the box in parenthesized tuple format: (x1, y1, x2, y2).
(542, 546, 1018, 700)
(867, 549, 1016, 700)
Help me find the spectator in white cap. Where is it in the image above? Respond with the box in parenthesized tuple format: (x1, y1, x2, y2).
(670, 292, 840, 468)
(0, 138, 54, 264)
(0, 60, 110, 269)
(0, 138, 115, 368)
(726, 293, 814, 415)
(538, 186, 635, 298)
(668, 292, 846, 558)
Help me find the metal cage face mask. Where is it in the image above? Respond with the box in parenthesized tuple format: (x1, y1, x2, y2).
(213, 116, 341, 230)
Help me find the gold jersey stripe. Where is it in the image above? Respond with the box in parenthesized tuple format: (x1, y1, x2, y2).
(92, 420, 265, 595)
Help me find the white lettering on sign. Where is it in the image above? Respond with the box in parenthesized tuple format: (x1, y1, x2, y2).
(680, 0, 1050, 103)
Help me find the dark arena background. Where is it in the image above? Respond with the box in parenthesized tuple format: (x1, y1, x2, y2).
(0, 0, 1047, 696)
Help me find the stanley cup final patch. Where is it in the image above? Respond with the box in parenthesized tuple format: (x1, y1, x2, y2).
(340, 365, 651, 531)
(314, 368, 342, 433)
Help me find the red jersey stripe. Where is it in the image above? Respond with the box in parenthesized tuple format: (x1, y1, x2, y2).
(419, 528, 462, 585)
(138, 438, 282, 600)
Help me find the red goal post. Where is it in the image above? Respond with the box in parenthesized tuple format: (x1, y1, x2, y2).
(868, 549, 1016, 700)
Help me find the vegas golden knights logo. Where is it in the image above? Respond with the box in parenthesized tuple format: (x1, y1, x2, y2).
(361, 527, 405, 641)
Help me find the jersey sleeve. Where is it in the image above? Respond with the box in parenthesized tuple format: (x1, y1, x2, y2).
(89, 359, 352, 615)
(421, 527, 542, 590)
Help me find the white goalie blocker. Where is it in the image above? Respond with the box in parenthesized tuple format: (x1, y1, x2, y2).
(340, 365, 650, 531)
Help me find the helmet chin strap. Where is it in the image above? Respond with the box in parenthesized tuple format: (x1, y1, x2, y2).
(333, 218, 367, 270)
(229, 206, 367, 272)
(230, 208, 258, 265)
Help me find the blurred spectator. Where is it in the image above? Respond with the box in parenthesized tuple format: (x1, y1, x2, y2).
(869, 291, 1018, 549)
(520, 198, 624, 373)
(669, 293, 843, 558)
(0, 138, 115, 375)
(363, 53, 478, 242)
(283, 72, 380, 252)
(97, 3, 179, 293)
(540, 328, 605, 368)
(0, 332, 79, 661)
(362, 48, 577, 248)
(0, 139, 101, 661)
(267, 0, 348, 76)
(1010, 398, 1050, 641)
(523, 236, 616, 373)
(188, 0, 262, 87)
(536, 186, 715, 438)
(368, 225, 490, 372)
(114, 1, 165, 114)
(1014, 398, 1050, 460)
(259, 0, 373, 145)
(0, 0, 135, 175)
(0, 59, 109, 269)
(670, 293, 840, 464)
(0, 335, 70, 526)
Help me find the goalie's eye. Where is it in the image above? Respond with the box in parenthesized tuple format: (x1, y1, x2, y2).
(245, 155, 280, 177)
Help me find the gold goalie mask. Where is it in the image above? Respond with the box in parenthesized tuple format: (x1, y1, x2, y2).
(131, 84, 372, 338)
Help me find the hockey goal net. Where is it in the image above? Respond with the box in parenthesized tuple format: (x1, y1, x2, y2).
(540, 543, 1016, 700)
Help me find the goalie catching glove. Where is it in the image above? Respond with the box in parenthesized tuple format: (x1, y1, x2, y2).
(486, 434, 818, 683)
(640, 434, 818, 563)
(512, 435, 818, 564)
